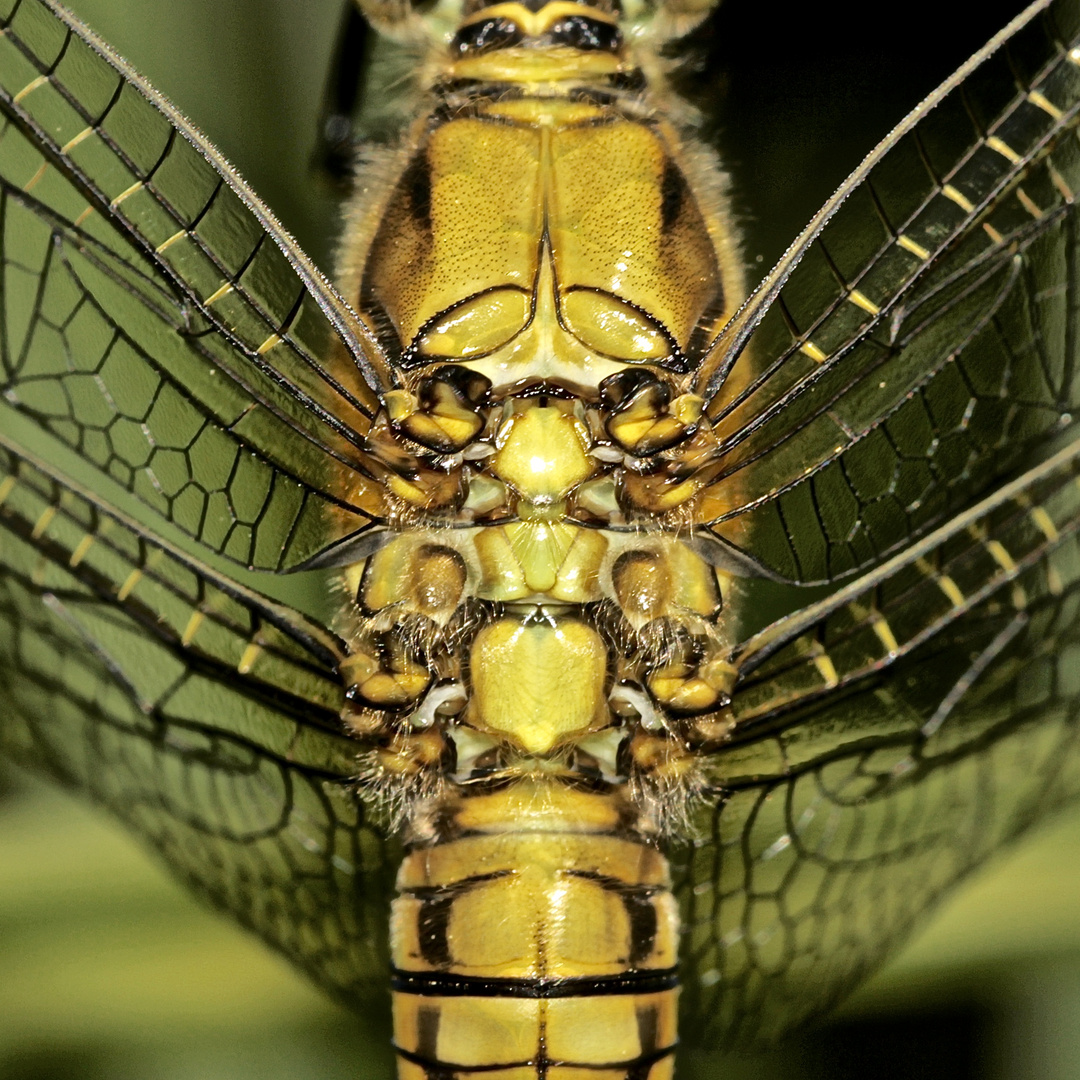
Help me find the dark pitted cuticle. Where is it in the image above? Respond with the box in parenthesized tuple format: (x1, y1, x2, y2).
(452, 16, 523, 54)
(549, 15, 622, 51)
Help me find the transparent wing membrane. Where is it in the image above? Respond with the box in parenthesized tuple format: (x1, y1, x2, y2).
(678, 433, 1080, 1045)
(732, 433, 1080, 719)
(0, 0, 392, 569)
(0, 433, 398, 1008)
(698, 0, 1080, 582)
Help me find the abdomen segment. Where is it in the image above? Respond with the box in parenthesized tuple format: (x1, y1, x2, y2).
(391, 780, 680, 1079)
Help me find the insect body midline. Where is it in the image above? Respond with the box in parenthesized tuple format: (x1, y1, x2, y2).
(334, 4, 747, 1067)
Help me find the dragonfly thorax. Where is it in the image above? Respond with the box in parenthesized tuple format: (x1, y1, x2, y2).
(340, 389, 738, 810)
(338, 1, 743, 402)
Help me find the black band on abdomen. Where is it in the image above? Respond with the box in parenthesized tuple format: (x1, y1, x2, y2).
(390, 966, 680, 999)
(393, 1040, 679, 1073)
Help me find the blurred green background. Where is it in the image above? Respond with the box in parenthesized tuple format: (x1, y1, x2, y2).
(4, 0, 1079, 1078)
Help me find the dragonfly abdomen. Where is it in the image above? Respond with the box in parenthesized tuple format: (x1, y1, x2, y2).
(391, 779, 679, 1078)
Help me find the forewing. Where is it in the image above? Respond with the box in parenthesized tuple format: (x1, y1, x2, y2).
(0, 0, 393, 570)
(0, 434, 399, 1011)
(695, 0, 1080, 582)
(675, 434, 1080, 1047)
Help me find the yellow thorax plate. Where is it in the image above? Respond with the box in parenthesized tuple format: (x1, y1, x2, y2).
(361, 100, 723, 387)
(474, 521, 607, 601)
(467, 618, 609, 753)
(490, 401, 594, 507)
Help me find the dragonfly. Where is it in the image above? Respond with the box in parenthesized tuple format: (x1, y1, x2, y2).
(2, 0, 1080, 1074)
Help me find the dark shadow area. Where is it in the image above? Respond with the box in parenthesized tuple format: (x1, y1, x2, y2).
(695, 0, 1031, 282)
(681, 1001, 996, 1080)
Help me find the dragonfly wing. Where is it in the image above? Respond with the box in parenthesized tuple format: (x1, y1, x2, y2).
(0, 433, 398, 1009)
(0, 0, 394, 569)
(694, 0, 1080, 582)
(675, 432, 1080, 1046)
